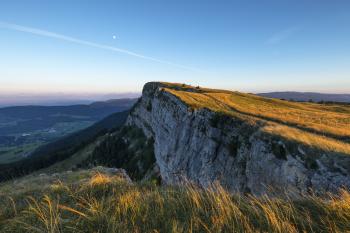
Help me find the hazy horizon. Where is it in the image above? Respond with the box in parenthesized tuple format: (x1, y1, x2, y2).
(2, 88, 350, 108)
(0, 92, 140, 107)
(1, 1, 350, 97)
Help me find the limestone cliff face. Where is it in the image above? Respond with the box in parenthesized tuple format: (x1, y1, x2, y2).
(127, 82, 350, 196)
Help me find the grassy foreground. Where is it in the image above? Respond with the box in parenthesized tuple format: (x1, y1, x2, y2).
(0, 168, 349, 233)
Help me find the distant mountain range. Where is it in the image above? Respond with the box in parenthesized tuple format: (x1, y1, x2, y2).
(0, 98, 137, 135)
(0, 93, 141, 107)
(258, 92, 350, 103)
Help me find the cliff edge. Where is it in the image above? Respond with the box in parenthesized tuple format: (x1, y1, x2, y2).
(127, 82, 350, 195)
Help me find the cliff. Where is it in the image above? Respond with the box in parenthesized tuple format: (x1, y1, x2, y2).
(127, 82, 350, 195)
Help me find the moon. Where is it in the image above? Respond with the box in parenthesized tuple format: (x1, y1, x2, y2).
(112, 35, 117, 39)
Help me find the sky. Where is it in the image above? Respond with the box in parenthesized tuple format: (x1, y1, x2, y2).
(0, 0, 350, 101)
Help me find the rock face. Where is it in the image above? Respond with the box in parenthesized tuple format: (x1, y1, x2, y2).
(127, 82, 350, 196)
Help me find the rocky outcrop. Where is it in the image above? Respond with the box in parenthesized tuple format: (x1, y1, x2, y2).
(92, 166, 133, 183)
(127, 82, 350, 196)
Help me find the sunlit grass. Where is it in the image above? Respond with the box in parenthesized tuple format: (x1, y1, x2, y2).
(262, 123, 350, 155)
(162, 84, 350, 155)
(89, 172, 113, 186)
(165, 87, 350, 137)
(1, 170, 350, 233)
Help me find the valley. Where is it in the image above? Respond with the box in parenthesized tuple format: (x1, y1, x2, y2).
(0, 121, 94, 163)
(0, 99, 136, 164)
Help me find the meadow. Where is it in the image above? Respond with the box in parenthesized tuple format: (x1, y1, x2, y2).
(0, 168, 349, 233)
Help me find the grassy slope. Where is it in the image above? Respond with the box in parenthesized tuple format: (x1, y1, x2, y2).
(161, 83, 350, 155)
(35, 135, 107, 174)
(0, 111, 129, 182)
(0, 169, 349, 233)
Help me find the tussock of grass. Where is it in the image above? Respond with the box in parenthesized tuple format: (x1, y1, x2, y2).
(162, 84, 350, 155)
(1, 170, 350, 233)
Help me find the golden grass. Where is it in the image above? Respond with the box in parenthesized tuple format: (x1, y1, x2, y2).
(1, 170, 350, 233)
(262, 123, 350, 155)
(163, 84, 350, 155)
(165, 88, 350, 137)
(89, 172, 113, 186)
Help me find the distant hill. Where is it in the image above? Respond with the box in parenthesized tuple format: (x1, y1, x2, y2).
(258, 92, 350, 103)
(0, 98, 137, 137)
(0, 98, 137, 164)
(0, 98, 136, 123)
(0, 93, 141, 107)
(0, 110, 130, 181)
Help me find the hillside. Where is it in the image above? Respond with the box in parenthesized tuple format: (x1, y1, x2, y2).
(0, 98, 136, 135)
(37, 125, 157, 181)
(0, 110, 130, 181)
(259, 92, 350, 103)
(1, 168, 349, 233)
(0, 98, 137, 164)
(127, 82, 350, 195)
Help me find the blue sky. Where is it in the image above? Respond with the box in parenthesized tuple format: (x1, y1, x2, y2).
(0, 0, 350, 96)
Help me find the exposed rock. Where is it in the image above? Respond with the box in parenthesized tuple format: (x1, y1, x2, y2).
(127, 82, 350, 196)
(92, 166, 133, 183)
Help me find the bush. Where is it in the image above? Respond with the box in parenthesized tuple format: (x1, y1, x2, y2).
(210, 112, 227, 128)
